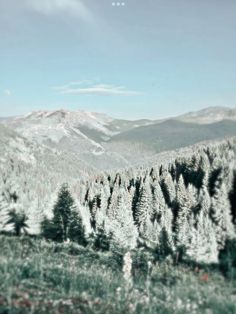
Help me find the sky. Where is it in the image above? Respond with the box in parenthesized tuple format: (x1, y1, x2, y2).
(0, 0, 236, 119)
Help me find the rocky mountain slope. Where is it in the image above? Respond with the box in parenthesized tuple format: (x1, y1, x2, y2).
(1, 106, 236, 170)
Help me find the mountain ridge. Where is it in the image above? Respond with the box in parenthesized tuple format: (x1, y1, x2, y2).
(1, 106, 236, 170)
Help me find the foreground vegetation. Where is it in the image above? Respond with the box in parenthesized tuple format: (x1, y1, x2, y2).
(0, 236, 236, 314)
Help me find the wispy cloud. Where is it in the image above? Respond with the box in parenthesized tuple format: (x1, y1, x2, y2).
(25, 0, 93, 22)
(52, 81, 142, 96)
(3, 89, 11, 97)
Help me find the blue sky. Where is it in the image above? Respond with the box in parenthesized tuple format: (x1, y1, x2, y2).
(0, 0, 236, 119)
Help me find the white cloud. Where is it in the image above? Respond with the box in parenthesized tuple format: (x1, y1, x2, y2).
(25, 0, 93, 22)
(52, 81, 141, 96)
(3, 89, 11, 97)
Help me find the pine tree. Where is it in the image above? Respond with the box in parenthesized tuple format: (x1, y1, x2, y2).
(5, 209, 29, 236)
(41, 216, 58, 241)
(155, 227, 173, 260)
(189, 210, 218, 263)
(68, 209, 87, 246)
(160, 172, 176, 207)
(0, 194, 9, 233)
(211, 182, 234, 248)
(135, 179, 152, 237)
(52, 183, 75, 242)
(41, 184, 88, 245)
(93, 221, 111, 251)
(175, 175, 195, 247)
(151, 181, 173, 246)
(107, 188, 138, 249)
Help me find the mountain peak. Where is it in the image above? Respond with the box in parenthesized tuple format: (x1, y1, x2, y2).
(177, 106, 236, 124)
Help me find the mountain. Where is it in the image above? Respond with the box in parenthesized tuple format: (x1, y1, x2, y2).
(0, 123, 95, 233)
(1, 106, 236, 170)
(0, 110, 131, 170)
(106, 119, 236, 161)
(176, 106, 236, 124)
(1, 107, 236, 263)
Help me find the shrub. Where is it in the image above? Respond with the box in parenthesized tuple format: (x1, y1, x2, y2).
(219, 238, 236, 279)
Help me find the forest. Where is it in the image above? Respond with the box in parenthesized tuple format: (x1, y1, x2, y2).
(1, 137, 236, 313)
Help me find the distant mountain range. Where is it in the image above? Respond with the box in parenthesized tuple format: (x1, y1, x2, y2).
(0, 106, 236, 234)
(1, 106, 236, 170)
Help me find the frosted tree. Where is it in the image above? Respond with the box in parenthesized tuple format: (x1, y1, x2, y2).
(160, 172, 176, 207)
(175, 175, 195, 247)
(151, 182, 173, 248)
(198, 186, 211, 216)
(211, 182, 234, 248)
(135, 179, 152, 238)
(107, 188, 138, 249)
(107, 179, 120, 219)
(189, 210, 218, 263)
(0, 193, 10, 233)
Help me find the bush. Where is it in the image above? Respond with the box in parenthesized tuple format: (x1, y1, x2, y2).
(219, 238, 236, 279)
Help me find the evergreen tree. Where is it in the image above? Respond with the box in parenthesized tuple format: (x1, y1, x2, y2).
(0, 194, 9, 233)
(41, 216, 59, 241)
(152, 181, 174, 247)
(5, 209, 29, 236)
(68, 209, 87, 246)
(189, 210, 218, 263)
(93, 221, 111, 251)
(135, 179, 152, 237)
(155, 227, 173, 260)
(52, 183, 75, 242)
(41, 184, 87, 245)
(211, 182, 234, 248)
(107, 188, 138, 249)
(175, 175, 196, 247)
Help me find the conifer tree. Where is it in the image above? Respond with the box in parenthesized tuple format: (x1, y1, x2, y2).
(211, 182, 234, 248)
(6, 209, 29, 236)
(107, 188, 138, 249)
(93, 221, 111, 251)
(68, 209, 87, 246)
(41, 184, 87, 244)
(175, 175, 195, 247)
(0, 194, 9, 233)
(52, 184, 75, 242)
(152, 181, 173, 243)
(135, 179, 152, 237)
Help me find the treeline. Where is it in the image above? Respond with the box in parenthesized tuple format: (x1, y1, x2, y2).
(0, 138, 236, 263)
(78, 138, 236, 263)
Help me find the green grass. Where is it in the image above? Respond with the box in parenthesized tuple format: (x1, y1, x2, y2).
(0, 236, 236, 314)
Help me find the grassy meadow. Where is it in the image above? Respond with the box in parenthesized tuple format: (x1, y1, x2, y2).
(0, 236, 236, 314)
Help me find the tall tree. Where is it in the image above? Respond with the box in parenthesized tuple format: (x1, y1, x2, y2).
(41, 184, 87, 245)
(135, 179, 152, 237)
(68, 209, 87, 246)
(107, 188, 138, 249)
(52, 184, 75, 242)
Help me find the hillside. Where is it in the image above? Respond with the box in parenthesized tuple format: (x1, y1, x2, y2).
(0, 124, 95, 234)
(0, 236, 235, 314)
(1, 135, 236, 263)
(107, 120, 236, 159)
(1, 107, 236, 170)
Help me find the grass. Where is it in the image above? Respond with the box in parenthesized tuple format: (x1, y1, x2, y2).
(0, 236, 236, 314)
